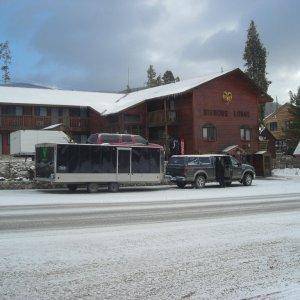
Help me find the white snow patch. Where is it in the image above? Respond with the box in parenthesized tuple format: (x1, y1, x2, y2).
(272, 168, 300, 178)
(0, 211, 299, 299)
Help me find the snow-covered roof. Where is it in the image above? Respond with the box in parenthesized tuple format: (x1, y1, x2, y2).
(293, 142, 300, 156)
(106, 72, 227, 115)
(1, 68, 268, 116)
(0, 86, 124, 115)
(43, 123, 62, 130)
(222, 145, 239, 153)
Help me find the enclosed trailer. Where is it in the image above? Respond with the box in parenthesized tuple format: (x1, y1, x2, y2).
(35, 143, 165, 192)
(10, 130, 70, 156)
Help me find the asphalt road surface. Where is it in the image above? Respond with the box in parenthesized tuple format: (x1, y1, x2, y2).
(1, 191, 299, 232)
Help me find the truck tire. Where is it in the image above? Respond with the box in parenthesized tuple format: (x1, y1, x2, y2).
(108, 182, 119, 193)
(67, 184, 77, 192)
(242, 173, 253, 186)
(194, 174, 206, 189)
(87, 183, 99, 193)
(176, 182, 186, 189)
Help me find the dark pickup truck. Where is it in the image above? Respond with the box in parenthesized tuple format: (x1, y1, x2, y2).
(165, 154, 255, 188)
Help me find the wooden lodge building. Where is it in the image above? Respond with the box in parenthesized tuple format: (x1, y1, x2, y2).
(0, 68, 272, 156)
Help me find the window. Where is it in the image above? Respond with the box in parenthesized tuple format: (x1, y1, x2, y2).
(285, 120, 291, 130)
(131, 147, 160, 173)
(101, 134, 120, 143)
(69, 108, 80, 117)
(202, 124, 217, 141)
(240, 126, 251, 141)
(121, 135, 133, 143)
(35, 106, 47, 117)
(269, 122, 278, 131)
(124, 114, 141, 123)
(230, 156, 240, 167)
(57, 145, 117, 173)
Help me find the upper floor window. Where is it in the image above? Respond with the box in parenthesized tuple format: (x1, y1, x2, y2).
(240, 126, 251, 141)
(1, 105, 23, 116)
(124, 114, 141, 123)
(269, 122, 278, 131)
(34, 106, 47, 117)
(202, 124, 217, 141)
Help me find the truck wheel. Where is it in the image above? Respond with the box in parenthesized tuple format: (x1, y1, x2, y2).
(67, 184, 77, 192)
(87, 183, 99, 193)
(242, 173, 253, 186)
(194, 174, 206, 189)
(176, 182, 186, 189)
(108, 182, 119, 193)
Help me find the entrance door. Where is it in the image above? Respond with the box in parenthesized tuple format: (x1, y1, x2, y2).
(117, 148, 131, 182)
(51, 108, 59, 124)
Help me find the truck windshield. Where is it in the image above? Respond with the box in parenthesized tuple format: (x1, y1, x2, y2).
(36, 146, 54, 178)
(168, 156, 186, 165)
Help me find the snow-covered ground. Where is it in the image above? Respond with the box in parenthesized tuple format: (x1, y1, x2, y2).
(0, 177, 299, 299)
(0, 211, 299, 299)
(0, 177, 299, 207)
(272, 168, 300, 178)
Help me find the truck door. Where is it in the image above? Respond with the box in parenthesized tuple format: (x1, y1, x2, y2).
(223, 156, 233, 180)
(230, 156, 243, 180)
(117, 148, 131, 182)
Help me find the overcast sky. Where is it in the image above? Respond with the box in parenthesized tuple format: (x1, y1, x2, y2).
(0, 0, 299, 102)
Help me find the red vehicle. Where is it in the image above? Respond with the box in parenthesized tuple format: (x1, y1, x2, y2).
(87, 133, 161, 148)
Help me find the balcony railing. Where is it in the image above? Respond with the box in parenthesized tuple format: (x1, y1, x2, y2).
(148, 110, 177, 126)
(0, 115, 89, 131)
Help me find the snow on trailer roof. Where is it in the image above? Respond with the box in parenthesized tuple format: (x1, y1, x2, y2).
(0, 86, 124, 114)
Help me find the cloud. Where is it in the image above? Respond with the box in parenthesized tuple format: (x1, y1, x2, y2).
(0, 0, 299, 101)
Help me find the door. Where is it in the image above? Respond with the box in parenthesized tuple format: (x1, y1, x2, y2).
(230, 156, 242, 180)
(51, 108, 59, 124)
(223, 156, 233, 181)
(117, 148, 131, 182)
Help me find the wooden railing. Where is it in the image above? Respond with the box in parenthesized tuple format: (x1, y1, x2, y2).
(0, 115, 89, 131)
(148, 110, 177, 126)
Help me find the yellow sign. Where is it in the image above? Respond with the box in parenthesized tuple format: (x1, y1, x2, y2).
(223, 91, 232, 104)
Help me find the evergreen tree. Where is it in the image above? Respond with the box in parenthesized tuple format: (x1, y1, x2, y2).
(156, 74, 162, 86)
(162, 70, 175, 84)
(146, 65, 157, 87)
(243, 20, 270, 124)
(287, 87, 300, 151)
(175, 76, 180, 82)
(0, 41, 11, 84)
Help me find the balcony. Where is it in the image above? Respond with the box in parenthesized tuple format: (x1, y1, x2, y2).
(0, 115, 89, 132)
(148, 110, 177, 127)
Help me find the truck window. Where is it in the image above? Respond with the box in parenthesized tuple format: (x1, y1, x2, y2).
(168, 156, 186, 165)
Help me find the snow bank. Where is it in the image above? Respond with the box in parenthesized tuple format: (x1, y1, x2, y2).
(272, 168, 300, 177)
(0, 178, 299, 206)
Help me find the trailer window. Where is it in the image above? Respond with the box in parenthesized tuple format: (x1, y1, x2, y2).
(132, 147, 160, 173)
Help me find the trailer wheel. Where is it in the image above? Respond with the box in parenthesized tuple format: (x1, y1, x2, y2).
(108, 182, 119, 193)
(87, 183, 99, 193)
(67, 184, 77, 192)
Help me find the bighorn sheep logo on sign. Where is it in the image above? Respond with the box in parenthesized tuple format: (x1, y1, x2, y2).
(223, 91, 232, 104)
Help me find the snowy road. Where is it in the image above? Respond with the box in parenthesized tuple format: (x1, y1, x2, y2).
(0, 178, 300, 299)
(0, 192, 299, 232)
